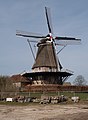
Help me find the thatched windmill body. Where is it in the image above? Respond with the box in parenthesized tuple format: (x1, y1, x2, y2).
(16, 7, 81, 85)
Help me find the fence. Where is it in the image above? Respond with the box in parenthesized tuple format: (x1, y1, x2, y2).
(0, 91, 88, 101)
(0, 85, 88, 101)
(25, 85, 88, 92)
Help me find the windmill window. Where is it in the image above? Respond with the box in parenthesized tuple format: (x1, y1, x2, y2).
(49, 67, 52, 72)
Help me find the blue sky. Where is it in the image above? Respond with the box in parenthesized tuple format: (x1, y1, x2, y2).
(0, 0, 88, 84)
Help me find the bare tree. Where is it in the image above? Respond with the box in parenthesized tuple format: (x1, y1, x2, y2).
(73, 75, 86, 86)
(0, 75, 17, 99)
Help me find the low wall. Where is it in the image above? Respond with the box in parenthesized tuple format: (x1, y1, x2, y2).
(24, 84, 88, 92)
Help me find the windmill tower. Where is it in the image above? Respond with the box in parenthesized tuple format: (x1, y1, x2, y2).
(16, 7, 81, 85)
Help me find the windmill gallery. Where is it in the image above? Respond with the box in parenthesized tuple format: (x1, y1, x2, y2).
(15, 7, 81, 89)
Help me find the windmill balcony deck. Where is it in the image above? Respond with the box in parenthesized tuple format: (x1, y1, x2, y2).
(22, 71, 73, 85)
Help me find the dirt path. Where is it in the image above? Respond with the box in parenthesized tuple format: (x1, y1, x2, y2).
(0, 104, 88, 120)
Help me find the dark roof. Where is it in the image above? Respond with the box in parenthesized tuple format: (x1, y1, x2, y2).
(22, 71, 73, 78)
(32, 40, 58, 69)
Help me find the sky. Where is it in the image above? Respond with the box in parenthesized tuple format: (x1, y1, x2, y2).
(0, 0, 88, 84)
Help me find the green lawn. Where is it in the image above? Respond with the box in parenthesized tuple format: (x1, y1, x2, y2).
(0, 91, 88, 106)
(20, 91, 88, 100)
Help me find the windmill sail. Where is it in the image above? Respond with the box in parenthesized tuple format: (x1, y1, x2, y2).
(45, 7, 53, 34)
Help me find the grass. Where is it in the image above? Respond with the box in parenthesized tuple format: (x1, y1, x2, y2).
(60, 92, 88, 100)
(19, 91, 88, 100)
(0, 91, 88, 106)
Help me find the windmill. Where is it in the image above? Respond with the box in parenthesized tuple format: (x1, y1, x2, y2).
(16, 7, 81, 85)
